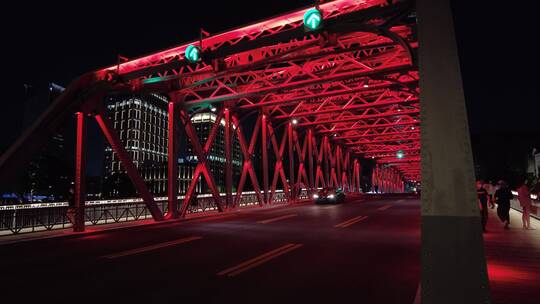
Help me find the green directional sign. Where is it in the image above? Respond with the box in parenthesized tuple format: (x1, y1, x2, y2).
(185, 44, 201, 63)
(303, 8, 322, 31)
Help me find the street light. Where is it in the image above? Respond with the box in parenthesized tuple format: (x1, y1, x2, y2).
(292, 119, 298, 125)
(396, 150, 405, 159)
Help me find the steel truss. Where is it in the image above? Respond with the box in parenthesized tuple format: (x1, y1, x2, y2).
(0, 0, 419, 231)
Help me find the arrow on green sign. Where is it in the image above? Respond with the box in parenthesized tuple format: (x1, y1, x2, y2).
(185, 45, 200, 63)
(303, 8, 322, 31)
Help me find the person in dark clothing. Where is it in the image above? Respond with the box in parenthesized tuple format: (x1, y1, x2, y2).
(476, 181, 489, 233)
(494, 180, 513, 229)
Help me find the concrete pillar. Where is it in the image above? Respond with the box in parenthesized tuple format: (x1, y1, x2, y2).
(417, 0, 491, 303)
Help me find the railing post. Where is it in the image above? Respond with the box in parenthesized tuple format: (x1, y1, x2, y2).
(74, 112, 87, 232)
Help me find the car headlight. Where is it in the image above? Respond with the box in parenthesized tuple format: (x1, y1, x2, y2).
(313, 194, 319, 199)
(328, 194, 335, 199)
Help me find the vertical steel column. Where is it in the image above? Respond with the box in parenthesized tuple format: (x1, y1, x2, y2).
(287, 122, 295, 201)
(315, 136, 326, 188)
(73, 112, 86, 232)
(293, 130, 308, 198)
(307, 129, 314, 193)
(166, 101, 179, 219)
(323, 136, 330, 186)
(261, 113, 269, 204)
(342, 150, 349, 191)
(355, 159, 362, 192)
(224, 109, 233, 207)
(336, 146, 342, 188)
(418, 0, 490, 302)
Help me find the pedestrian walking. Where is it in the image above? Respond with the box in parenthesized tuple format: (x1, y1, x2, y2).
(517, 180, 532, 229)
(486, 180, 496, 208)
(477, 180, 489, 233)
(494, 180, 513, 229)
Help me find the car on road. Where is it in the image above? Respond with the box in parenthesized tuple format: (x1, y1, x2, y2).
(313, 187, 345, 204)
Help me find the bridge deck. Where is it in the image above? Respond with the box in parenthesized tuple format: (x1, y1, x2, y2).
(0, 197, 538, 303)
(485, 207, 540, 304)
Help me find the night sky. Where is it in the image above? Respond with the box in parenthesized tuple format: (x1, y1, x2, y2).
(2, 1, 539, 178)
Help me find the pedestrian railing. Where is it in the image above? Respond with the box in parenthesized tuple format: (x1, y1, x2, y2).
(0, 189, 308, 235)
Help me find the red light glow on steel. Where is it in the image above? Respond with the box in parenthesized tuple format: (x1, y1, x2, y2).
(97, 0, 388, 78)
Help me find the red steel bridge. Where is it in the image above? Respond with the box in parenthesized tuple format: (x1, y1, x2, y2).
(0, 0, 417, 228)
(0, 1, 492, 302)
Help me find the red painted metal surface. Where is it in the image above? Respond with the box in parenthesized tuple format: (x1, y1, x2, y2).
(166, 99, 180, 219)
(179, 108, 225, 215)
(232, 115, 264, 207)
(224, 109, 233, 207)
(74, 112, 87, 232)
(102, 0, 418, 210)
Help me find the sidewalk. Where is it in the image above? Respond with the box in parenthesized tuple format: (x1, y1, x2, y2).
(484, 207, 540, 304)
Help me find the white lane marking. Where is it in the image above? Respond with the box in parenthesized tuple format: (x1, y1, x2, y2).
(218, 243, 303, 277)
(102, 236, 202, 259)
(334, 215, 369, 228)
(377, 204, 393, 211)
(257, 214, 298, 224)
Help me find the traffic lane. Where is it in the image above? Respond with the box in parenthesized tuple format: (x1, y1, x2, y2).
(0, 196, 403, 268)
(0, 198, 420, 304)
(207, 199, 420, 304)
(0, 203, 313, 265)
(121, 199, 417, 303)
(0, 201, 315, 275)
(61, 198, 420, 304)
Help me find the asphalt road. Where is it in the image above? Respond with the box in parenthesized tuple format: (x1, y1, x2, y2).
(0, 196, 421, 304)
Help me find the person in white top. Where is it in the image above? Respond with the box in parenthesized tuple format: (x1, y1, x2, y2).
(517, 180, 532, 229)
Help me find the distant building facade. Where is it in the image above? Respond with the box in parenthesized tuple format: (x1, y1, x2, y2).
(103, 95, 242, 197)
